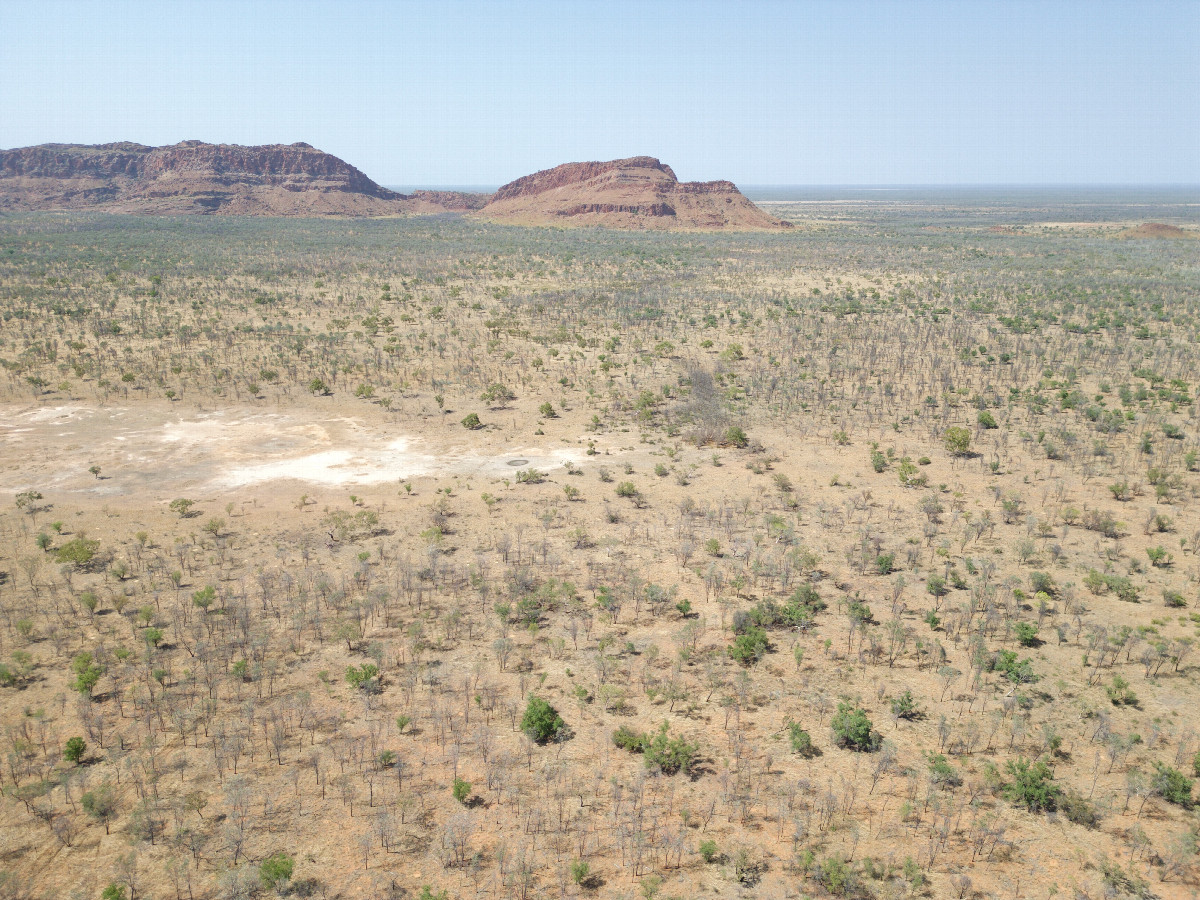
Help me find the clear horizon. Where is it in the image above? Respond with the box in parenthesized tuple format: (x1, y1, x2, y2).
(2, 0, 1197, 185)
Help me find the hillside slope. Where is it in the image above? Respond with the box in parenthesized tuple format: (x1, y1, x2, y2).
(0, 141, 487, 216)
(479, 156, 789, 230)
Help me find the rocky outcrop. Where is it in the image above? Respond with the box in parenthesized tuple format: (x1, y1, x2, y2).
(1117, 222, 1194, 239)
(479, 156, 788, 230)
(0, 141, 489, 216)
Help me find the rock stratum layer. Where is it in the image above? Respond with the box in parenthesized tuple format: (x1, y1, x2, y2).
(0, 144, 783, 229)
(0, 141, 487, 216)
(479, 156, 789, 230)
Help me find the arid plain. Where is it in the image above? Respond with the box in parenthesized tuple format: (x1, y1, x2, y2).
(1, 194, 1199, 900)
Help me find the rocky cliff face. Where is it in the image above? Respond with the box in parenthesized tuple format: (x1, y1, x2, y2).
(480, 156, 788, 230)
(0, 141, 487, 216)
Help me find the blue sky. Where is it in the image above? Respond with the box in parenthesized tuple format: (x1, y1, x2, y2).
(2, 0, 1197, 185)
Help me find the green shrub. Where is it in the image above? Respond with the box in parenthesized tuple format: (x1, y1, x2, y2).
(643, 723, 699, 775)
(1105, 675, 1138, 707)
(613, 723, 698, 775)
(1059, 790, 1101, 828)
(480, 383, 516, 406)
(830, 702, 880, 751)
(612, 725, 648, 752)
(728, 626, 769, 665)
(786, 720, 816, 757)
(978, 410, 998, 429)
(259, 852, 295, 890)
(1015, 622, 1039, 647)
(986, 649, 1038, 683)
(345, 663, 380, 692)
(570, 860, 590, 884)
(817, 853, 854, 895)
(1002, 757, 1059, 811)
(452, 777, 472, 804)
(1152, 763, 1193, 808)
(890, 690, 920, 720)
(461, 412, 482, 429)
(943, 426, 971, 456)
(698, 840, 719, 863)
(521, 696, 566, 743)
(723, 426, 749, 448)
(70, 652, 103, 696)
(54, 536, 100, 567)
(1029, 571, 1055, 595)
(63, 736, 86, 764)
(926, 752, 961, 787)
(1163, 589, 1186, 608)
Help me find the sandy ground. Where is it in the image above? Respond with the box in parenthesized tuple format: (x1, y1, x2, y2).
(0, 402, 589, 498)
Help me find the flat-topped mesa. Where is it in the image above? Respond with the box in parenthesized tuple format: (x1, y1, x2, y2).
(480, 156, 789, 230)
(2, 141, 398, 195)
(0, 141, 489, 216)
(490, 157, 678, 202)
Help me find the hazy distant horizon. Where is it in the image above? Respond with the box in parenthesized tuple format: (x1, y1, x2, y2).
(389, 184, 1200, 201)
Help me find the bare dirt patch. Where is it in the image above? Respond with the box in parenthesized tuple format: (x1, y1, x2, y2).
(0, 402, 591, 497)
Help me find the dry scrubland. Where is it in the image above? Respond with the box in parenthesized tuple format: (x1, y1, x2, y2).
(0, 196, 1199, 900)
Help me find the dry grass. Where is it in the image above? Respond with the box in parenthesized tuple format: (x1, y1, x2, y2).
(0, 202, 1198, 900)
